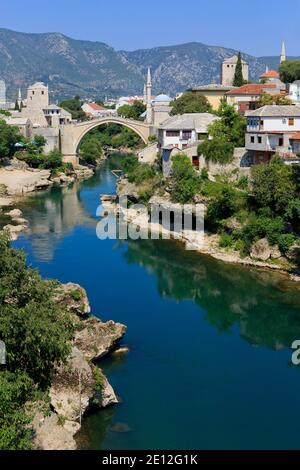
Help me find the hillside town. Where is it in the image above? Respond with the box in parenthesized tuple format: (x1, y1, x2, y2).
(1, 41, 300, 175)
(1, 30, 300, 456)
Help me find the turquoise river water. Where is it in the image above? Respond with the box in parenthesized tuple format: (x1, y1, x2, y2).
(9, 159, 300, 450)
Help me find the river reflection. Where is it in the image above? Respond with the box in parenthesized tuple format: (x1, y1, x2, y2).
(123, 238, 300, 351)
(11, 159, 300, 450)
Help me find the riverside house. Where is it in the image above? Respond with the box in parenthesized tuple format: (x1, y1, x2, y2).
(245, 105, 300, 164)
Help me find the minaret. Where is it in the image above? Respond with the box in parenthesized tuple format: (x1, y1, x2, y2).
(280, 41, 286, 64)
(146, 65, 152, 125)
(17, 88, 22, 109)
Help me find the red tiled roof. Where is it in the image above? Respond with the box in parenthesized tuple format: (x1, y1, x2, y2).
(226, 84, 277, 95)
(87, 102, 105, 110)
(290, 132, 300, 140)
(260, 70, 280, 78)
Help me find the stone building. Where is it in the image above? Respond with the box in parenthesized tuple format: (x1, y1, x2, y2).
(221, 55, 249, 86)
(188, 84, 235, 110)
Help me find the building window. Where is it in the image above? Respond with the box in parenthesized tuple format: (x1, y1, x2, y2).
(251, 136, 255, 143)
(283, 118, 287, 124)
(41, 91, 44, 95)
(258, 136, 262, 144)
(182, 130, 192, 140)
(260, 120, 264, 126)
(166, 130, 180, 137)
(289, 118, 295, 126)
(279, 137, 284, 146)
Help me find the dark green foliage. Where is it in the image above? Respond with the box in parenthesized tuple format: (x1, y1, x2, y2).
(0, 371, 33, 450)
(251, 156, 296, 214)
(59, 95, 86, 120)
(16, 148, 63, 170)
(210, 100, 246, 147)
(279, 60, 300, 83)
(170, 92, 212, 115)
(0, 232, 74, 385)
(171, 154, 201, 203)
(81, 124, 143, 151)
(127, 164, 155, 184)
(0, 119, 21, 159)
(198, 139, 234, 164)
(233, 52, 245, 87)
(79, 132, 103, 165)
(117, 100, 146, 121)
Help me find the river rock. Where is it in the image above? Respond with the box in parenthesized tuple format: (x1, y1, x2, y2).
(32, 411, 80, 450)
(74, 317, 127, 361)
(101, 375, 119, 408)
(286, 244, 300, 261)
(49, 347, 95, 421)
(5, 208, 22, 218)
(250, 238, 271, 261)
(3, 223, 27, 241)
(270, 245, 282, 260)
(53, 282, 91, 317)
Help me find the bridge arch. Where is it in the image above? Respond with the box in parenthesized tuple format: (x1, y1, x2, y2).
(60, 117, 151, 164)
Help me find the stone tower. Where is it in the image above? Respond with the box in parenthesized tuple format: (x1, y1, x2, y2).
(280, 42, 286, 64)
(221, 55, 249, 86)
(26, 82, 49, 109)
(146, 65, 153, 124)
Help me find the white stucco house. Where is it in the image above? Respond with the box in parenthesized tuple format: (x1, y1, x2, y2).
(245, 105, 300, 164)
(158, 113, 219, 175)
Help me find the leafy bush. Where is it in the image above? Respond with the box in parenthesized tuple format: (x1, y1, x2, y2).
(278, 233, 295, 254)
(170, 92, 212, 115)
(198, 139, 234, 165)
(219, 233, 234, 248)
(128, 163, 155, 184)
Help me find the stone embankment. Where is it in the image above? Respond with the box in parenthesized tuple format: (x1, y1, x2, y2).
(32, 283, 127, 450)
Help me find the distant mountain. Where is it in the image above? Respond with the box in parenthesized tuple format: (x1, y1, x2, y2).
(0, 28, 273, 101)
(0, 28, 143, 101)
(258, 56, 300, 71)
(121, 43, 266, 95)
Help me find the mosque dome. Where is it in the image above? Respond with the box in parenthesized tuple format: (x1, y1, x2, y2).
(154, 94, 172, 104)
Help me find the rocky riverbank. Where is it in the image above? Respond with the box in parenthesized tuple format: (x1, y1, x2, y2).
(32, 282, 127, 450)
(101, 181, 300, 283)
(0, 159, 95, 240)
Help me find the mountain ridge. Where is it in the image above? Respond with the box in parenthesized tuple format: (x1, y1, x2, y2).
(0, 28, 291, 101)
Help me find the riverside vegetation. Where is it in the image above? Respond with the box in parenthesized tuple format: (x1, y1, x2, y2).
(111, 101, 300, 274)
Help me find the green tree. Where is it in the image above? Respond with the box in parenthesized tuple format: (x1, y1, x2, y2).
(0, 232, 74, 385)
(59, 95, 86, 120)
(209, 100, 246, 147)
(14, 100, 20, 111)
(279, 60, 300, 83)
(251, 155, 296, 214)
(170, 92, 212, 115)
(0, 371, 33, 450)
(171, 154, 201, 203)
(117, 100, 146, 121)
(0, 119, 21, 159)
(233, 52, 245, 87)
(257, 92, 292, 107)
(198, 139, 234, 164)
(80, 134, 103, 165)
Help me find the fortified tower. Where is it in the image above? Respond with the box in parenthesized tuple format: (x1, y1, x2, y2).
(26, 82, 49, 109)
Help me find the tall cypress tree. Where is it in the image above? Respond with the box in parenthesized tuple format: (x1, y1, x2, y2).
(233, 52, 245, 87)
(14, 100, 20, 111)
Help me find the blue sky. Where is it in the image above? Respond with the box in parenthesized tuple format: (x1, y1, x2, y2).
(2, 0, 299, 56)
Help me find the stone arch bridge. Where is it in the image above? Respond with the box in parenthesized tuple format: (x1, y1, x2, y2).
(60, 117, 152, 164)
